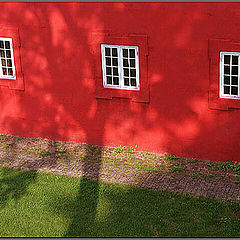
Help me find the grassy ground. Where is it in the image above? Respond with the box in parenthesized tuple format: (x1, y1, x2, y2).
(0, 166, 240, 237)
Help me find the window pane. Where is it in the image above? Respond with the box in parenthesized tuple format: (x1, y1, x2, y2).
(113, 77, 119, 85)
(105, 48, 110, 56)
(6, 50, 11, 58)
(130, 59, 135, 67)
(124, 78, 129, 86)
(123, 68, 129, 77)
(231, 76, 238, 85)
(7, 59, 12, 67)
(129, 49, 135, 58)
(106, 67, 112, 75)
(106, 76, 112, 84)
(232, 55, 238, 65)
(232, 66, 238, 75)
(105, 57, 111, 66)
(130, 69, 136, 77)
(2, 68, 7, 75)
(123, 49, 128, 57)
(0, 50, 5, 58)
(231, 86, 238, 95)
(0, 41, 3, 49)
(8, 68, 13, 76)
(112, 48, 117, 57)
(224, 66, 230, 74)
(1, 59, 6, 66)
(224, 75, 230, 85)
(130, 78, 137, 86)
(224, 86, 230, 94)
(123, 59, 129, 67)
(224, 55, 230, 64)
(5, 41, 10, 49)
(113, 67, 118, 76)
(112, 58, 118, 66)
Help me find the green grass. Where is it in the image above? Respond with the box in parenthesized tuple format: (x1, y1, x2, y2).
(0, 166, 240, 237)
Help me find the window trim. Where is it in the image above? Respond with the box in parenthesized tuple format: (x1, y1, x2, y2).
(219, 51, 240, 99)
(101, 44, 140, 91)
(0, 37, 16, 80)
(208, 39, 240, 110)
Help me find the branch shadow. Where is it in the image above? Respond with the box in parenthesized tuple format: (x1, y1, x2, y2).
(0, 167, 37, 209)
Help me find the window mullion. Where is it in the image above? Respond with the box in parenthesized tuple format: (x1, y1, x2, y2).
(136, 47, 139, 89)
(220, 53, 223, 97)
(0, 57, 2, 76)
(101, 45, 106, 87)
(118, 46, 123, 88)
(0, 42, 2, 76)
(230, 54, 232, 96)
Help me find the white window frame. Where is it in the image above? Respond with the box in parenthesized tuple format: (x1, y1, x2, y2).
(0, 37, 16, 80)
(220, 51, 240, 99)
(101, 44, 140, 90)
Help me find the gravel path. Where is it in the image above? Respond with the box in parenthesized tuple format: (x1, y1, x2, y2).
(0, 135, 240, 202)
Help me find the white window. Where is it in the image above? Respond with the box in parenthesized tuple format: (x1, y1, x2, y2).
(0, 37, 16, 80)
(220, 52, 240, 99)
(101, 44, 139, 90)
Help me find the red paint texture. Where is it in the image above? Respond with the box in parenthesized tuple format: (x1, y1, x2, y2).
(0, 3, 239, 162)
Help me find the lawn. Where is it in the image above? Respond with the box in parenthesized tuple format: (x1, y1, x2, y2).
(0, 166, 240, 237)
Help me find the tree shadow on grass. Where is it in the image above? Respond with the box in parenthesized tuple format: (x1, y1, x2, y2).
(64, 179, 240, 237)
(0, 167, 37, 209)
(64, 144, 102, 237)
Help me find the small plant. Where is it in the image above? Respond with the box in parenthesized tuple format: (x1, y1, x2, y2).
(163, 153, 178, 162)
(126, 145, 138, 154)
(54, 141, 61, 147)
(150, 155, 156, 161)
(145, 166, 160, 172)
(142, 152, 154, 159)
(37, 150, 52, 157)
(135, 164, 144, 171)
(114, 145, 126, 154)
(1, 145, 13, 150)
(173, 162, 181, 167)
(17, 136, 23, 142)
(235, 175, 240, 184)
(187, 159, 198, 164)
(56, 147, 67, 154)
(0, 134, 9, 141)
(206, 161, 214, 167)
(225, 160, 233, 169)
(203, 173, 214, 178)
(87, 144, 97, 153)
(169, 166, 184, 173)
(220, 216, 231, 224)
(215, 161, 227, 170)
(192, 173, 200, 179)
(231, 162, 240, 175)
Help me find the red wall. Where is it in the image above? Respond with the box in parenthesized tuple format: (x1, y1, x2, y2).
(0, 3, 239, 162)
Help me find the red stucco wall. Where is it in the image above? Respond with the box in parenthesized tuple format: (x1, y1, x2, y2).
(0, 2, 239, 162)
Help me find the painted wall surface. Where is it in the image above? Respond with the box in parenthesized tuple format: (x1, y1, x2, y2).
(0, 3, 239, 162)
